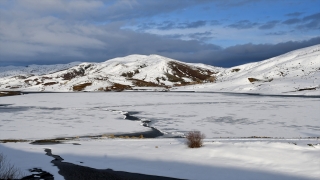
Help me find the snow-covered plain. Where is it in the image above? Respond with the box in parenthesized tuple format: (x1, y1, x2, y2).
(0, 92, 319, 180)
(1, 139, 319, 180)
(0, 92, 319, 139)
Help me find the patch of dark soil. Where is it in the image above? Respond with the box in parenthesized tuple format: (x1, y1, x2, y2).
(0, 104, 12, 106)
(73, 83, 92, 91)
(0, 139, 30, 143)
(248, 78, 260, 83)
(168, 62, 216, 81)
(248, 78, 273, 83)
(106, 83, 132, 92)
(13, 75, 27, 79)
(121, 72, 134, 78)
(247, 136, 272, 138)
(231, 68, 240, 72)
(9, 86, 21, 89)
(61, 68, 85, 80)
(165, 62, 216, 85)
(121, 68, 140, 78)
(30, 139, 63, 145)
(130, 78, 165, 87)
(41, 76, 52, 80)
(0, 91, 22, 97)
(21, 168, 54, 180)
(297, 87, 317, 91)
(43, 82, 58, 86)
(44, 149, 183, 180)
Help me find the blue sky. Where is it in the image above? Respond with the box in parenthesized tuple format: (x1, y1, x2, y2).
(0, 0, 319, 67)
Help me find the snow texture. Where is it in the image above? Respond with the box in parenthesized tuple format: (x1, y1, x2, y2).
(175, 44, 320, 95)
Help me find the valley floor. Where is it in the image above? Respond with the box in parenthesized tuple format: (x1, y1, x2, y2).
(1, 138, 319, 180)
(0, 92, 319, 179)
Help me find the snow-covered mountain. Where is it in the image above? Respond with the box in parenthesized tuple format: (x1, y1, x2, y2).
(0, 55, 221, 92)
(0, 62, 81, 78)
(0, 45, 319, 95)
(175, 44, 320, 95)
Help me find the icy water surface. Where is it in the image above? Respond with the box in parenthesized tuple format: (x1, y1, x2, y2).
(0, 92, 319, 139)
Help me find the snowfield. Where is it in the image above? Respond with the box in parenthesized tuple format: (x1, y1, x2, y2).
(0, 92, 319, 139)
(0, 92, 319, 180)
(0, 138, 319, 180)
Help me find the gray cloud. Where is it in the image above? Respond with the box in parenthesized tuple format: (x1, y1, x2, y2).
(265, 31, 287, 36)
(285, 12, 303, 17)
(1, 17, 318, 68)
(227, 20, 259, 29)
(0, 0, 214, 23)
(213, 0, 262, 7)
(210, 20, 221, 26)
(300, 12, 320, 30)
(163, 31, 215, 42)
(282, 18, 301, 25)
(139, 20, 208, 30)
(188, 31, 215, 41)
(1, 0, 319, 68)
(202, 36, 320, 67)
(259, 20, 279, 30)
(281, 12, 320, 30)
(181, 21, 207, 29)
(0, 17, 222, 65)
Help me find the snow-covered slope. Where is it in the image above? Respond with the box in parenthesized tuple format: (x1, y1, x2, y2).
(0, 55, 221, 92)
(1, 45, 319, 94)
(175, 44, 320, 95)
(0, 62, 81, 78)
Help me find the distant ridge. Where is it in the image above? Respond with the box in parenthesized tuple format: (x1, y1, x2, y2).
(0, 55, 221, 92)
(0, 45, 319, 95)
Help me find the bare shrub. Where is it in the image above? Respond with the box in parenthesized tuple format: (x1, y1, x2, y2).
(0, 153, 24, 179)
(186, 131, 205, 148)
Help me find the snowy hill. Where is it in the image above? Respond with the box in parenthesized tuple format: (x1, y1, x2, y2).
(0, 62, 81, 78)
(1, 45, 319, 94)
(0, 55, 221, 92)
(174, 44, 320, 95)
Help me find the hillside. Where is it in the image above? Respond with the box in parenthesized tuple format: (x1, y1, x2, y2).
(0, 45, 319, 95)
(0, 62, 81, 78)
(0, 55, 221, 92)
(174, 44, 320, 95)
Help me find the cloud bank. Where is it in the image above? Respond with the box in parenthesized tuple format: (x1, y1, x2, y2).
(0, 0, 319, 67)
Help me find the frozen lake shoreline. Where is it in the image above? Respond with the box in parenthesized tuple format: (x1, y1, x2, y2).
(16, 90, 320, 98)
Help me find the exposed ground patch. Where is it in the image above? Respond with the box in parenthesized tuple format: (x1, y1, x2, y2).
(166, 62, 216, 86)
(73, 83, 92, 91)
(0, 91, 22, 97)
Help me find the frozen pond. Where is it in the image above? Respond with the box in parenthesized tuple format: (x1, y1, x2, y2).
(0, 92, 319, 139)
